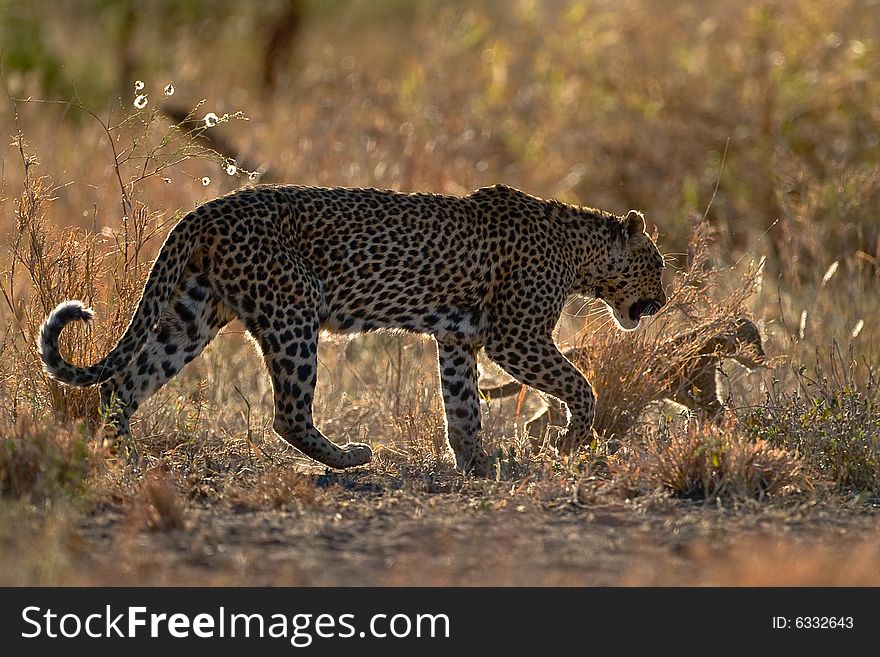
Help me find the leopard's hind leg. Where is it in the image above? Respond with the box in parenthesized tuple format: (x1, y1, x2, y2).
(214, 236, 372, 469)
(99, 264, 234, 441)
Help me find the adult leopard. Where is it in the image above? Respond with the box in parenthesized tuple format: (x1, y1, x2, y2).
(38, 184, 666, 474)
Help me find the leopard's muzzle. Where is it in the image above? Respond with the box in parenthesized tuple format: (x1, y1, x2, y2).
(628, 298, 665, 322)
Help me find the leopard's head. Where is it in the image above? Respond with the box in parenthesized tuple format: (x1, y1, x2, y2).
(733, 317, 766, 368)
(592, 210, 667, 331)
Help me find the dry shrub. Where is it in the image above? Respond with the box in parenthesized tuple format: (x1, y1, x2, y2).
(612, 419, 810, 501)
(742, 345, 880, 493)
(569, 221, 764, 439)
(0, 138, 151, 430)
(0, 417, 92, 500)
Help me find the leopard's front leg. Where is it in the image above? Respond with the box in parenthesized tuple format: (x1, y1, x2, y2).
(484, 333, 595, 455)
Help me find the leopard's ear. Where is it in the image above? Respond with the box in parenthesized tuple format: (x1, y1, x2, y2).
(625, 210, 646, 239)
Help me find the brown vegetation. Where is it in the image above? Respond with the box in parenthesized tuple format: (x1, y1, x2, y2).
(0, 0, 878, 585)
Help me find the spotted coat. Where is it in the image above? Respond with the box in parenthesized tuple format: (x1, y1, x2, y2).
(39, 184, 666, 473)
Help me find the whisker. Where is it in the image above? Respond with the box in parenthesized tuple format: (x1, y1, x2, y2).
(580, 311, 609, 325)
(587, 316, 616, 336)
(571, 310, 617, 341)
(567, 301, 607, 320)
(564, 298, 593, 319)
(581, 304, 607, 315)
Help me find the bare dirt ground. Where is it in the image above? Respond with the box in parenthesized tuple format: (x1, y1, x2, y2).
(58, 467, 880, 587)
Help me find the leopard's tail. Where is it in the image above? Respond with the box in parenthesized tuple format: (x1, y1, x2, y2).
(38, 210, 202, 387)
(479, 380, 527, 400)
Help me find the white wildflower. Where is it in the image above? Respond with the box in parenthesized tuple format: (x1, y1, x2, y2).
(204, 112, 219, 128)
(820, 260, 839, 287)
(754, 255, 766, 295)
(248, 171, 258, 182)
(225, 161, 237, 176)
(164, 82, 175, 96)
(133, 94, 148, 109)
(134, 80, 145, 91)
(201, 176, 211, 186)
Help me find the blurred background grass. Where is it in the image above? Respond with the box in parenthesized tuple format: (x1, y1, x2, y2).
(0, 0, 878, 496)
(4, 0, 878, 280)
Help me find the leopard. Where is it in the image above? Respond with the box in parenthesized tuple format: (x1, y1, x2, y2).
(38, 183, 666, 474)
(481, 316, 765, 448)
(664, 316, 766, 416)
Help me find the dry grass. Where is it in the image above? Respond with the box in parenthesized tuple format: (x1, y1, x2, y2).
(609, 418, 811, 502)
(0, 418, 93, 500)
(742, 348, 880, 493)
(226, 466, 325, 511)
(0, 0, 878, 585)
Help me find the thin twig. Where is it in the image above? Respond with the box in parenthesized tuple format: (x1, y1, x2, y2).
(702, 137, 729, 222)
